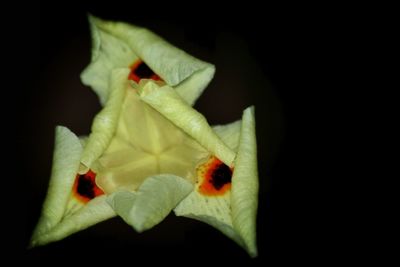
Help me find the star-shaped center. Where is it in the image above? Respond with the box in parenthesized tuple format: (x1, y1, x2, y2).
(95, 84, 208, 194)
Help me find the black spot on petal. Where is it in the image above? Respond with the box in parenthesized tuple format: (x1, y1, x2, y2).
(211, 163, 232, 190)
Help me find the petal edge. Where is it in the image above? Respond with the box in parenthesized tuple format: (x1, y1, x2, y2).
(231, 106, 259, 257)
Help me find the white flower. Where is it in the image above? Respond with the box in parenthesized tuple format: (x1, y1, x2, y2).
(31, 16, 258, 257)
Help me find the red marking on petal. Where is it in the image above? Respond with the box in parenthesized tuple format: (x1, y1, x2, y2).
(73, 169, 104, 203)
(197, 156, 233, 196)
(128, 60, 161, 83)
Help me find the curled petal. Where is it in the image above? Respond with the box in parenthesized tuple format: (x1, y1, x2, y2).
(32, 196, 115, 247)
(175, 108, 258, 257)
(231, 106, 259, 257)
(80, 68, 129, 169)
(34, 17, 258, 257)
(107, 175, 193, 232)
(82, 16, 215, 106)
(139, 82, 235, 167)
(31, 127, 116, 247)
(212, 120, 242, 152)
(81, 16, 138, 105)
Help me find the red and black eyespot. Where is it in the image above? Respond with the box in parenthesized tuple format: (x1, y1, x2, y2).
(128, 60, 161, 83)
(210, 163, 232, 190)
(198, 157, 233, 196)
(73, 170, 104, 203)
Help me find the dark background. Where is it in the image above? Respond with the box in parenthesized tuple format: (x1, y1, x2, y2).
(18, 1, 333, 266)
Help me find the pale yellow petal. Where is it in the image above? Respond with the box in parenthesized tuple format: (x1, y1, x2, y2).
(87, 16, 215, 105)
(231, 106, 259, 257)
(174, 189, 244, 247)
(31, 127, 117, 248)
(31, 126, 83, 244)
(213, 120, 241, 152)
(80, 68, 129, 169)
(31, 196, 115, 247)
(139, 82, 235, 167)
(81, 16, 138, 105)
(107, 175, 193, 232)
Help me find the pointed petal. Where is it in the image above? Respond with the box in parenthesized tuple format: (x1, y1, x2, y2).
(31, 127, 117, 247)
(80, 68, 129, 169)
(213, 120, 242, 152)
(174, 190, 244, 247)
(175, 109, 258, 257)
(84, 16, 215, 105)
(31, 126, 83, 244)
(139, 82, 235, 167)
(81, 16, 139, 105)
(31, 196, 115, 247)
(173, 119, 244, 248)
(107, 175, 193, 232)
(231, 106, 259, 257)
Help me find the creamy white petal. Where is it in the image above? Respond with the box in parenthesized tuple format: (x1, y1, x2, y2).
(107, 175, 192, 232)
(139, 82, 235, 167)
(175, 107, 258, 257)
(31, 196, 115, 247)
(31, 126, 83, 242)
(231, 106, 259, 257)
(80, 68, 129, 169)
(83, 16, 215, 106)
(31, 127, 117, 247)
(81, 16, 138, 105)
(213, 120, 242, 152)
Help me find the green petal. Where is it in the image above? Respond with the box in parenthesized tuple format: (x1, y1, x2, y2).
(213, 120, 242, 152)
(107, 175, 193, 232)
(231, 106, 259, 257)
(31, 127, 116, 247)
(139, 82, 235, 167)
(78, 135, 89, 147)
(31, 126, 83, 244)
(175, 108, 258, 257)
(31, 196, 115, 247)
(81, 16, 138, 105)
(174, 189, 244, 247)
(80, 68, 129, 169)
(83, 16, 215, 106)
(174, 120, 245, 251)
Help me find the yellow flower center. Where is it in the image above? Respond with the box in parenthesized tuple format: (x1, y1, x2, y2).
(94, 83, 208, 193)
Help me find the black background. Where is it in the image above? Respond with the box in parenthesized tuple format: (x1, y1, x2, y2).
(17, 1, 333, 266)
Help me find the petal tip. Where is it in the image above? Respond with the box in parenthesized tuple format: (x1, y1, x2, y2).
(244, 105, 255, 116)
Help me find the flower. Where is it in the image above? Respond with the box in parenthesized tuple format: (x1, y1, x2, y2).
(31, 16, 258, 257)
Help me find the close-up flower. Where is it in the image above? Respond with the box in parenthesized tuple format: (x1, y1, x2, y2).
(31, 16, 259, 257)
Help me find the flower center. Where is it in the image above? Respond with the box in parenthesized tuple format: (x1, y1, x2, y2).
(94, 84, 208, 194)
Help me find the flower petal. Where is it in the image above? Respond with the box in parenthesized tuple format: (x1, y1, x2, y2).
(82, 16, 215, 106)
(30, 127, 116, 247)
(81, 16, 138, 105)
(231, 106, 259, 257)
(80, 68, 129, 170)
(212, 120, 242, 152)
(174, 188, 244, 247)
(175, 108, 258, 257)
(139, 82, 235, 167)
(107, 175, 193, 232)
(31, 196, 115, 247)
(31, 127, 82, 238)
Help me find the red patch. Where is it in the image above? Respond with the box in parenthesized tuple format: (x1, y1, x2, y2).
(73, 170, 104, 203)
(198, 156, 233, 196)
(128, 60, 161, 83)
